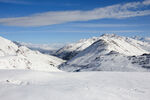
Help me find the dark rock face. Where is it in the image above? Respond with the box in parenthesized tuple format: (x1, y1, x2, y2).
(128, 53, 150, 69)
(54, 51, 78, 60)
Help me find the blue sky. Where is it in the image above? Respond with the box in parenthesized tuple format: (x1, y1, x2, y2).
(0, 0, 150, 44)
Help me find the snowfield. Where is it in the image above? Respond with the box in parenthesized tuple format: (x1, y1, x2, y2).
(0, 70, 150, 100)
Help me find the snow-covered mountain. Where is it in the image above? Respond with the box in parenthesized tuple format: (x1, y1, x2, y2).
(55, 37, 99, 60)
(59, 34, 150, 72)
(55, 34, 150, 60)
(0, 36, 64, 72)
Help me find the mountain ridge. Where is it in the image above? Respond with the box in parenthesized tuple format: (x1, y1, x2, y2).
(59, 34, 150, 72)
(55, 34, 150, 60)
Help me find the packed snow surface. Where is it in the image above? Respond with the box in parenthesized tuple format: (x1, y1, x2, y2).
(0, 70, 149, 100)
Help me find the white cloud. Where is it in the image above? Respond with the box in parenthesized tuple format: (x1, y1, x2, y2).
(3, 30, 144, 34)
(18, 42, 65, 50)
(0, 0, 150, 27)
(143, 0, 150, 5)
(70, 23, 143, 27)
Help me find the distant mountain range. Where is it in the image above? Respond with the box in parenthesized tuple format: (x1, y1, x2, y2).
(13, 41, 64, 55)
(132, 36, 150, 43)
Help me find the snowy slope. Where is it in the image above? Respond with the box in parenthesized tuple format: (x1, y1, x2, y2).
(55, 37, 99, 60)
(0, 36, 18, 56)
(0, 36, 64, 72)
(0, 70, 150, 100)
(59, 34, 150, 72)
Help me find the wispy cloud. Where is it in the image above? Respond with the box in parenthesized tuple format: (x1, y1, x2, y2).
(143, 0, 150, 5)
(0, 0, 30, 4)
(0, 30, 145, 34)
(0, 0, 150, 27)
(70, 23, 145, 28)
